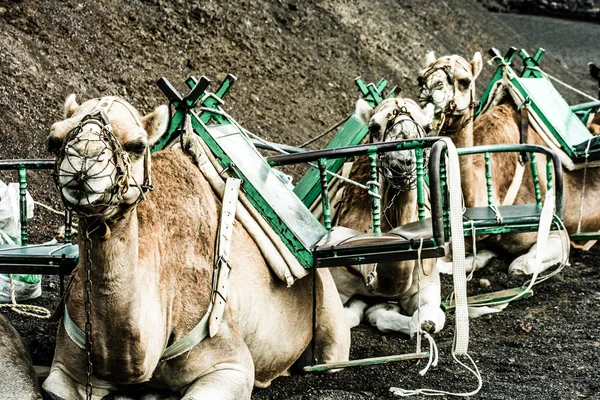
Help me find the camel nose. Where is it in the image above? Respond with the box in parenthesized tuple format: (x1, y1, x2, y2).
(66, 129, 107, 159)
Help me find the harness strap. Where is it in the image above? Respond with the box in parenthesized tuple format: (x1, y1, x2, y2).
(160, 303, 213, 362)
(209, 178, 241, 337)
(502, 162, 525, 207)
(63, 305, 85, 350)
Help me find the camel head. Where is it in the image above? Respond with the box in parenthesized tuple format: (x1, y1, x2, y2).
(417, 51, 483, 133)
(355, 97, 432, 191)
(48, 95, 168, 220)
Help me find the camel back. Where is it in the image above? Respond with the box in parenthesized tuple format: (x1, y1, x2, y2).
(478, 47, 600, 168)
(152, 75, 407, 268)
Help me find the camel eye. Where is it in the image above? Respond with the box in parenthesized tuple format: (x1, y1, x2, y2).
(48, 136, 64, 154)
(123, 139, 147, 156)
(457, 78, 471, 89)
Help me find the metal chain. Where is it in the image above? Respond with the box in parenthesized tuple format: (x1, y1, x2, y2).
(84, 230, 93, 400)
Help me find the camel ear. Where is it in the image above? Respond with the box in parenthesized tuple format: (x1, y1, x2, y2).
(471, 52, 483, 81)
(589, 62, 600, 82)
(425, 51, 437, 68)
(63, 94, 79, 119)
(355, 99, 374, 126)
(142, 105, 169, 145)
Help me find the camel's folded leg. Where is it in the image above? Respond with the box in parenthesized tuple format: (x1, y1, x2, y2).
(436, 249, 497, 275)
(400, 262, 445, 337)
(313, 269, 351, 365)
(296, 269, 350, 371)
(181, 364, 253, 400)
(508, 231, 569, 275)
(43, 366, 114, 400)
(343, 297, 368, 328)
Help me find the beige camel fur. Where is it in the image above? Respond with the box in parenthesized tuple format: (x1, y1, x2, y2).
(331, 98, 445, 337)
(0, 313, 42, 400)
(42, 96, 349, 399)
(418, 53, 576, 275)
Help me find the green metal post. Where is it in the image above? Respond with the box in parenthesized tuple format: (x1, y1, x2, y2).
(416, 148, 426, 220)
(529, 153, 542, 206)
(317, 158, 332, 231)
(368, 149, 381, 234)
(546, 157, 553, 195)
(18, 167, 28, 245)
(484, 152, 493, 206)
(440, 159, 449, 240)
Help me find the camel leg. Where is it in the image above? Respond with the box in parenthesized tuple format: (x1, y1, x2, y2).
(399, 263, 445, 337)
(436, 249, 497, 275)
(343, 297, 368, 328)
(43, 366, 114, 400)
(508, 231, 569, 275)
(296, 269, 350, 370)
(364, 302, 413, 335)
(181, 366, 252, 400)
(312, 269, 351, 366)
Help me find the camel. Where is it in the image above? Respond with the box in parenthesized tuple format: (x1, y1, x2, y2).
(418, 52, 578, 275)
(331, 97, 445, 337)
(0, 313, 43, 400)
(587, 62, 600, 135)
(42, 95, 350, 399)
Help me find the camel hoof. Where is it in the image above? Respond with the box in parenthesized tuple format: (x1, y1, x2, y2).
(420, 320, 436, 334)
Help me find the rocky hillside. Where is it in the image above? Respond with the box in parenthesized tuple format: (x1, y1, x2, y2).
(480, 0, 600, 21)
(0, 0, 590, 162)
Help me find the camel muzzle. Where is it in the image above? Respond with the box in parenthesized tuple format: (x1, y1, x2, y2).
(54, 110, 131, 217)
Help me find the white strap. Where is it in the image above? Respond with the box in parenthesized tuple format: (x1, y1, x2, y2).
(502, 162, 525, 206)
(209, 178, 241, 337)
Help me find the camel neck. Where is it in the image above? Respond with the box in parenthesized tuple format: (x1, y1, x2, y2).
(79, 212, 141, 291)
(381, 185, 417, 231)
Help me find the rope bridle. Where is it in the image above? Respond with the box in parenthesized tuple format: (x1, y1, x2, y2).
(377, 102, 429, 193)
(418, 56, 477, 135)
(54, 97, 153, 223)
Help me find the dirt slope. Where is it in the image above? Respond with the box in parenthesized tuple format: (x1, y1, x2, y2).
(0, 0, 590, 161)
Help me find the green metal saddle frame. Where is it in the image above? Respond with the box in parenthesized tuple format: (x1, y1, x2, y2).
(153, 75, 453, 269)
(154, 75, 564, 269)
(478, 47, 600, 163)
(0, 160, 77, 294)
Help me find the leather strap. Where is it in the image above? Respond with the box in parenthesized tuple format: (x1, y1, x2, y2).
(209, 178, 241, 337)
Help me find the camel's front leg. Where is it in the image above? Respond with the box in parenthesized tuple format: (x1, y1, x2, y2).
(181, 365, 253, 400)
(436, 249, 497, 275)
(43, 366, 115, 400)
(508, 231, 569, 275)
(365, 262, 445, 337)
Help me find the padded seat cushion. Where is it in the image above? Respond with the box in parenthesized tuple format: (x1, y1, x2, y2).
(389, 218, 433, 240)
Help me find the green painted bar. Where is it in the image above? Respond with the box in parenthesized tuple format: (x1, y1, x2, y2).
(571, 232, 600, 241)
(303, 352, 429, 372)
(152, 108, 186, 153)
(318, 158, 332, 231)
(18, 167, 28, 245)
(442, 287, 534, 312)
(484, 152, 493, 207)
(368, 149, 381, 234)
(570, 100, 600, 113)
(529, 153, 542, 205)
(546, 157, 553, 194)
(416, 148, 426, 220)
